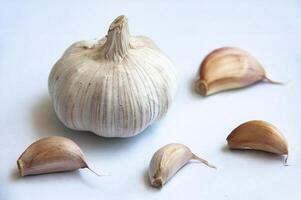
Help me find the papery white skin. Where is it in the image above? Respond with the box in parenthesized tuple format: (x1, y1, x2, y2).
(48, 15, 177, 137)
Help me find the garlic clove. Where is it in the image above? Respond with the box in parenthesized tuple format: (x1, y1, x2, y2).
(148, 143, 215, 188)
(195, 47, 281, 96)
(227, 120, 288, 160)
(17, 136, 99, 176)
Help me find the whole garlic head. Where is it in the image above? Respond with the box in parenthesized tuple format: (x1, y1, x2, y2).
(48, 15, 177, 137)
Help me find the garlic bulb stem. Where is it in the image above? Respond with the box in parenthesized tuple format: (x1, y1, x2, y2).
(103, 15, 130, 61)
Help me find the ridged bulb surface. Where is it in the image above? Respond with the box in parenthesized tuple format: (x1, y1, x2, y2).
(48, 15, 177, 137)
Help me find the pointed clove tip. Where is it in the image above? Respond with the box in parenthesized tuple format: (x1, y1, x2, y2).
(264, 76, 283, 85)
(85, 164, 103, 177)
(209, 164, 217, 169)
(193, 155, 217, 169)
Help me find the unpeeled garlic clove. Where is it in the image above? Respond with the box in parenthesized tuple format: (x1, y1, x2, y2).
(148, 143, 215, 188)
(17, 136, 99, 176)
(227, 120, 288, 161)
(195, 47, 281, 96)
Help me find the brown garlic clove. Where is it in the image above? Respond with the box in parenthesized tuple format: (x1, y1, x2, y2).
(17, 136, 99, 176)
(195, 47, 281, 96)
(227, 120, 288, 162)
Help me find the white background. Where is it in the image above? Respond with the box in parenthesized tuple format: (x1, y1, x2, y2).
(1, 0, 301, 199)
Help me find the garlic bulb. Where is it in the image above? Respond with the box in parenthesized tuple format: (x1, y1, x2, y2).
(49, 15, 177, 137)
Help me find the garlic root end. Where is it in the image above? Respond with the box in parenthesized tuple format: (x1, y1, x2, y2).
(195, 80, 208, 96)
(17, 159, 25, 177)
(152, 177, 163, 188)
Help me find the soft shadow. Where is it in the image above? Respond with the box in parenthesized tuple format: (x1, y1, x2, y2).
(10, 168, 20, 181)
(143, 169, 151, 187)
(31, 95, 160, 154)
(11, 169, 91, 185)
(221, 145, 286, 164)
